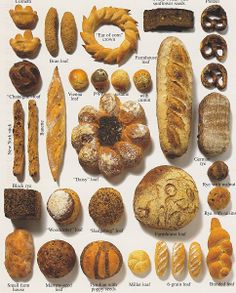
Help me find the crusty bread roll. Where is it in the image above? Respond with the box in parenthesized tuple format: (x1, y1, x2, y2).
(188, 242, 203, 279)
(155, 240, 169, 277)
(157, 37, 193, 158)
(5, 229, 34, 279)
(46, 67, 66, 181)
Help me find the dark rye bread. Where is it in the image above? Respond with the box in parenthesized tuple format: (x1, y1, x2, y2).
(4, 188, 41, 220)
(198, 93, 230, 157)
(144, 9, 194, 32)
(80, 241, 123, 280)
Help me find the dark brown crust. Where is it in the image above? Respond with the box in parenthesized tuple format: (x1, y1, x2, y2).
(13, 100, 25, 177)
(201, 5, 227, 33)
(4, 188, 41, 220)
(28, 100, 39, 177)
(80, 241, 123, 280)
(144, 9, 194, 32)
(200, 34, 227, 62)
(201, 63, 227, 90)
(208, 161, 228, 181)
(37, 240, 76, 278)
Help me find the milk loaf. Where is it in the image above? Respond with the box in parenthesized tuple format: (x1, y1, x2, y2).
(198, 92, 230, 157)
(157, 37, 193, 158)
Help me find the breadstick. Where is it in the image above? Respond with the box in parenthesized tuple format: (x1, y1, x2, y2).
(28, 100, 39, 177)
(13, 100, 25, 177)
(155, 240, 169, 277)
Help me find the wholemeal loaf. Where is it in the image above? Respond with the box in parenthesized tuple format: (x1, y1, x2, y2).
(157, 37, 193, 158)
(198, 93, 230, 157)
(133, 165, 199, 230)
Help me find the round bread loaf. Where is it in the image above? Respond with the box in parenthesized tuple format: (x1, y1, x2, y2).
(37, 240, 76, 278)
(9, 60, 41, 96)
(80, 241, 123, 279)
(133, 165, 199, 230)
(89, 188, 124, 227)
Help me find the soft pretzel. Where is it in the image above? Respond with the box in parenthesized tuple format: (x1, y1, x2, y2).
(207, 218, 233, 279)
(201, 63, 227, 90)
(81, 6, 139, 64)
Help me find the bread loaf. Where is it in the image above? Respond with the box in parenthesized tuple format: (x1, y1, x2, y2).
(157, 37, 193, 158)
(207, 218, 232, 279)
(172, 242, 186, 279)
(188, 242, 202, 279)
(155, 240, 169, 277)
(5, 229, 34, 279)
(198, 93, 230, 157)
(46, 67, 66, 181)
(13, 100, 25, 177)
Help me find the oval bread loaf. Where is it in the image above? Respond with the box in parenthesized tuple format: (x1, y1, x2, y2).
(198, 92, 230, 157)
(172, 242, 186, 279)
(188, 242, 203, 279)
(155, 240, 169, 277)
(157, 37, 193, 158)
(5, 229, 34, 279)
(61, 12, 77, 54)
(45, 7, 59, 57)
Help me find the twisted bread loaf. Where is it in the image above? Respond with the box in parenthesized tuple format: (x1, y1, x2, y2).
(81, 6, 139, 64)
(207, 218, 233, 279)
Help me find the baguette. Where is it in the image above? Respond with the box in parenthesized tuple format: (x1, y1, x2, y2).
(157, 37, 193, 158)
(13, 100, 25, 177)
(155, 240, 169, 277)
(46, 67, 66, 181)
(28, 100, 39, 177)
(188, 242, 203, 279)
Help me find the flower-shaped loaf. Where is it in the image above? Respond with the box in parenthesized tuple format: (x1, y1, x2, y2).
(71, 94, 151, 177)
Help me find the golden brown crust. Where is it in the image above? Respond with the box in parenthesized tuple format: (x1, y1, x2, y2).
(60, 188, 81, 225)
(172, 242, 186, 279)
(13, 100, 25, 177)
(9, 5, 38, 29)
(157, 37, 192, 158)
(155, 240, 169, 277)
(128, 250, 151, 275)
(188, 242, 202, 279)
(198, 93, 230, 157)
(45, 7, 59, 57)
(61, 12, 77, 54)
(46, 67, 66, 181)
(207, 218, 233, 279)
(208, 187, 230, 210)
(28, 100, 39, 177)
(37, 240, 76, 278)
(133, 165, 199, 230)
(80, 241, 123, 279)
(81, 6, 139, 64)
(5, 229, 34, 279)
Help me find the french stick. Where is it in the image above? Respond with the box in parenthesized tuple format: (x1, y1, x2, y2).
(157, 37, 193, 158)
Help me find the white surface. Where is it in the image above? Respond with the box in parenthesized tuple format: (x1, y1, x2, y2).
(0, 0, 235, 292)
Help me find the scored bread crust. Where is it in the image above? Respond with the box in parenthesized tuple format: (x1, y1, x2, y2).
(157, 37, 193, 158)
(46, 67, 66, 181)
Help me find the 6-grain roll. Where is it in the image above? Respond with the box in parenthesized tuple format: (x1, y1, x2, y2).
(157, 37, 193, 158)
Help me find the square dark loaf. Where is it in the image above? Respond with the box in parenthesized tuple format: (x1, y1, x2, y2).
(143, 9, 194, 32)
(4, 188, 41, 220)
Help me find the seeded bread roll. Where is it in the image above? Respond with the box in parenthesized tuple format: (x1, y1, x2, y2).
(157, 37, 193, 158)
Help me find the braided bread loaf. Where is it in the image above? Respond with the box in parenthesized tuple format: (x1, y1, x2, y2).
(207, 218, 233, 279)
(81, 6, 139, 64)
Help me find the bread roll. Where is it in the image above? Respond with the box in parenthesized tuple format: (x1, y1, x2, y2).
(188, 242, 202, 279)
(155, 240, 169, 277)
(198, 92, 230, 157)
(5, 229, 34, 279)
(172, 242, 186, 279)
(157, 37, 193, 158)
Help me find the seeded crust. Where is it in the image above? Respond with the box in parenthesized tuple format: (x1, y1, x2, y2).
(61, 12, 77, 54)
(80, 241, 123, 279)
(45, 7, 59, 57)
(37, 240, 76, 278)
(89, 188, 124, 227)
(133, 165, 199, 230)
(157, 37, 193, 158)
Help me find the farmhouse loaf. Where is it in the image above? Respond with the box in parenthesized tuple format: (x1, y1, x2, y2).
(157, 37, 193, 158)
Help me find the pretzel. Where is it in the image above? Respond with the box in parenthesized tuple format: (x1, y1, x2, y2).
(81, 6, 139, 65)
(200, 34, 227, 62)
(201, 5, 227, 33)
(201, 63, 227, 90)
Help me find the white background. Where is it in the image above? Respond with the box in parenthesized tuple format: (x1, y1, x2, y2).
(0, 0, 235, 292)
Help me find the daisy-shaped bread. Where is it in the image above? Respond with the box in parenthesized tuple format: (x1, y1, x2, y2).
(71, 93, 151, 177)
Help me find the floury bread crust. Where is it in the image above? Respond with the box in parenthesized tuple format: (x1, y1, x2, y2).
(133, 165, 199, 230)
(157, 37, 193, 158)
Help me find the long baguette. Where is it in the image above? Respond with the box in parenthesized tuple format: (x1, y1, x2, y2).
(13, 100, 25, 177)
(46, 67, 66, 181)
(157, 37, 193, 158)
